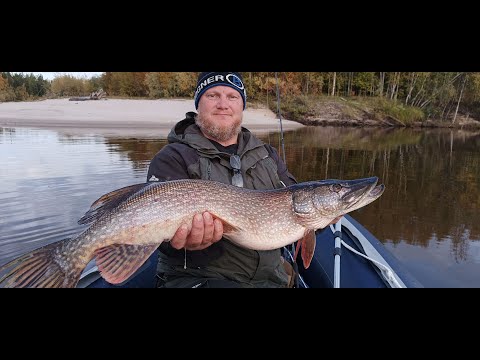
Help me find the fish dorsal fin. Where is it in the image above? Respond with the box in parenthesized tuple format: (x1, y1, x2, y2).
(78, 183, 151, 225)
(94, 244, 158, 285)
(293, 229, 316, 269)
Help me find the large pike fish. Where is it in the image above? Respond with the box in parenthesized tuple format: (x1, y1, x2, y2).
(0, 177, 384, 288)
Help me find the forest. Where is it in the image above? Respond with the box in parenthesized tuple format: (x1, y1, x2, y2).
(1, 72, 479, 127)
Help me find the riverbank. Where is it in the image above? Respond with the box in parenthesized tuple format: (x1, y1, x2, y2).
(276, 96, 480, 130)
(0, 98, 305, 135)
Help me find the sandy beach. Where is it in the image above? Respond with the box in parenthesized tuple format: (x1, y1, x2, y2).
(0, 98, 304, 136)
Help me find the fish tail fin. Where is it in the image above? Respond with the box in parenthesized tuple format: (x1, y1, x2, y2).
(0, 241, 80, 288)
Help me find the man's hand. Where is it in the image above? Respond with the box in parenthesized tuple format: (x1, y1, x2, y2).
(170, 212, 224, 251)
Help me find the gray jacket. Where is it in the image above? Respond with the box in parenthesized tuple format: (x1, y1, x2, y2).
(147, 112, 297, 287)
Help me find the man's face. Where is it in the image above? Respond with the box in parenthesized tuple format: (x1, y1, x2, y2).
(196, 85, 244, 143)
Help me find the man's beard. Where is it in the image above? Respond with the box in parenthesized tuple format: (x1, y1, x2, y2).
(195, 114, 242, 143)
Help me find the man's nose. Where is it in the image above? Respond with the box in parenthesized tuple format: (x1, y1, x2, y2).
(216, 95, 229, 107)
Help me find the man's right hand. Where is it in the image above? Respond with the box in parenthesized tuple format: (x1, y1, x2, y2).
(170, 212, 224, 251)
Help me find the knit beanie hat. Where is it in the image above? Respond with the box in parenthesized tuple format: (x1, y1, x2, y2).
(194, 72, 247, 110)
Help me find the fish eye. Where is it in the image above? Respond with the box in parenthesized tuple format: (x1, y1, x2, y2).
(331, 184, 342, 193)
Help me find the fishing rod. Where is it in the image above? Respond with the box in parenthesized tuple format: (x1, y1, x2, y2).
(275, 72, 287, 164)
(275, 72, 299, 287)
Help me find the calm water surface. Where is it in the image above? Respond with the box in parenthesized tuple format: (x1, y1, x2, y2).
(1, 125, 479, 287)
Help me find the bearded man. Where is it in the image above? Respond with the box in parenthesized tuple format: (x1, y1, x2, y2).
(147, 72, 298, 288)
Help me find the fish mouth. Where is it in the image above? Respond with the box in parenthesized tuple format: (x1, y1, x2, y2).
(368, 184, 385, 198)
(342, 177, 384, 209)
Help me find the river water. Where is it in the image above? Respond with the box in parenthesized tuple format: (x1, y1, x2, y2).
(1, 125, 479, 287)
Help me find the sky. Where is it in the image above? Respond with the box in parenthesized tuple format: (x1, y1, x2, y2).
(12, 72, 104, 80)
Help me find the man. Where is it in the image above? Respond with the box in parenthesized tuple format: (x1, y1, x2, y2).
(147, 72, 298, 288)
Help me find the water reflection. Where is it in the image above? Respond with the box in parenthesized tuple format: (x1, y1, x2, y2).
(104, 138, 168, 171)
(260, 127, 480, 286)
(264, 127, 480, 248)
(1, 125, 480, 287)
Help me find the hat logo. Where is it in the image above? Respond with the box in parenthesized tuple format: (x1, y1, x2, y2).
(226, 73, 244, 91)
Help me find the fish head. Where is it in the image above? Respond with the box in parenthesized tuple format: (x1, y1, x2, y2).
(291, 177, 385, 229)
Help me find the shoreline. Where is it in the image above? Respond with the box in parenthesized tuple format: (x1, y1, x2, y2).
(0, 98, 305, 135)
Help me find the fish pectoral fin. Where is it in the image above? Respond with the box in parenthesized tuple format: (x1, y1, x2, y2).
(293, 230, 316, 269)
(211, 216, 240, 237)
(94, 244, 158, 285)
